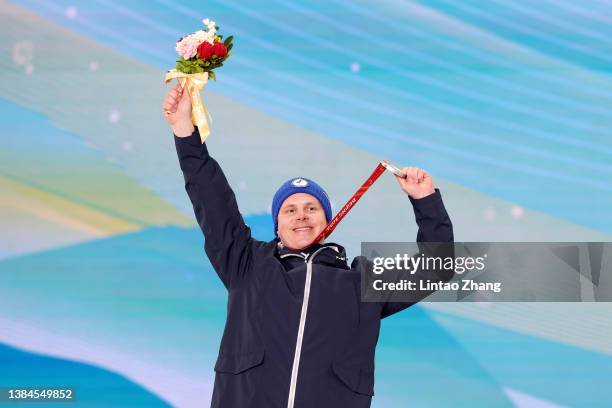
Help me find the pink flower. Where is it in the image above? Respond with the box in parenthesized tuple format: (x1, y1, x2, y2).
(176, 36, 198, 59)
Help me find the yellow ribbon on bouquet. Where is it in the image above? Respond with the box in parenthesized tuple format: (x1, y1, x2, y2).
(164, 69, 212, 143)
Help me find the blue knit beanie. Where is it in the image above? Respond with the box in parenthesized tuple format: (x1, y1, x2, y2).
(272, 177, 332, 235)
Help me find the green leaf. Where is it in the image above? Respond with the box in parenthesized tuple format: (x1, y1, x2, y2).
(209, 71, 217, 81)
(224, 36, 234, 47)
(227, 43, 233, 52)
(176, 56, 214, 74)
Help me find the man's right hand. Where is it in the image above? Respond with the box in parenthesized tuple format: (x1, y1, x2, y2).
(163, 83, 195, 137)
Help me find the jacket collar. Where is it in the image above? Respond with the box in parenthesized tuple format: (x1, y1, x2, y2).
(275, 240, 349, 270)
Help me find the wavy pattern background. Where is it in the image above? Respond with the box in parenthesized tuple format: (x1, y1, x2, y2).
(1, 0, 611, 406)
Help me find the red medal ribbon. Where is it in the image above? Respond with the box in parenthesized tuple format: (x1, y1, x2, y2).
(286, 162, 387, 251)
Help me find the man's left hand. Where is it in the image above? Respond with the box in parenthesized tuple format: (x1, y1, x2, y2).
(395, 167, 436, 199)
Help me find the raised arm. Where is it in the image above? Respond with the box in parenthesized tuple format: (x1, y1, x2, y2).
(164, 84, 253, 289)
(380, 167, 454, 317)
(395, 166, 453, 243)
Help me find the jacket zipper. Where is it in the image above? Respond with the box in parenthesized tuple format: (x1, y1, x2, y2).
(286, 246, 338, 408)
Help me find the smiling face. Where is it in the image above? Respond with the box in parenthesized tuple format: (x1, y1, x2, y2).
(277, 193, 328, 249)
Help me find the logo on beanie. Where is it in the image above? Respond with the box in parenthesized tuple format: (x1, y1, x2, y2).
(291, 178, 309, 187)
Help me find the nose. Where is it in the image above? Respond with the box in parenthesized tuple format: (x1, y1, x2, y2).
(296, 209, 309, 221)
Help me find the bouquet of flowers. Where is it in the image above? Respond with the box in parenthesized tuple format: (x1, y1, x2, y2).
(165, 18, 234, 142)
(174, 18, 233, 80)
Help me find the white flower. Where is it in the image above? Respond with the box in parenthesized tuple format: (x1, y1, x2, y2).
(192, 30, 205, 41)
(202, 18, 216, 34)
(192, 29, 214, 44)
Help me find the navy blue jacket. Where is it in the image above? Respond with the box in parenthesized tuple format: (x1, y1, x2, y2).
(175, 129, 454, 408)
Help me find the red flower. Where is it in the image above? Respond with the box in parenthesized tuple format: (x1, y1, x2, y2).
(197, 41, 214, 60)
(212, 42, 227, 58)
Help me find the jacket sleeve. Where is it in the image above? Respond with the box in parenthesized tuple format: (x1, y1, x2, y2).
(409, 188, 454, 243)
(174, 128, 253, 289)
(381, 188, 454, 318)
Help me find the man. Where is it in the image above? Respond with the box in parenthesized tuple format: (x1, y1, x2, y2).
(163, 84, 453, 408)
